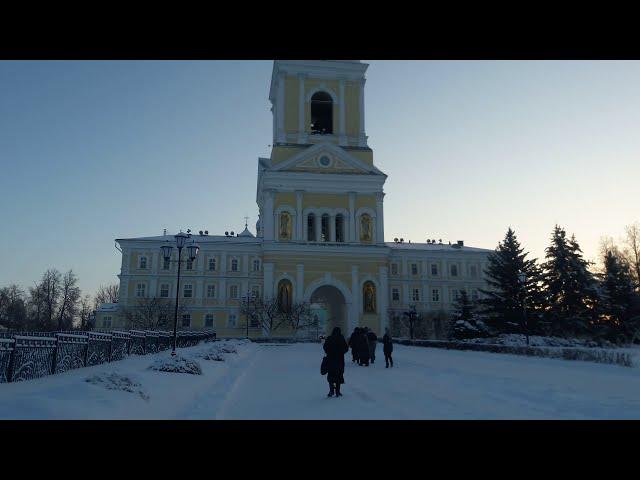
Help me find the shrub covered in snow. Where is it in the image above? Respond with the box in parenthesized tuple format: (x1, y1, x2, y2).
(85, 373, 149, 400)
(148, 355, 203, 375)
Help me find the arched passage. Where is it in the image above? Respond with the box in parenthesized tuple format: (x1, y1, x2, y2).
(310, 285, 347, 335)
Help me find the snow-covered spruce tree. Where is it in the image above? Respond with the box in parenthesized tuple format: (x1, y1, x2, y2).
(597, 249, 640, 342)
(541, 225, 599, 337)
(479, 228, 542, 335)
(448, 290, 489, 340)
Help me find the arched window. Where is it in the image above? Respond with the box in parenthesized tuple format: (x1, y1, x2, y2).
(277, 279, 293, 313)
(321, 214, 330, 242)
(310, 92, 333, 135)
(363, 281, 376, 313)
(307, 213, 315, 241)
(335, 214, 344, 243)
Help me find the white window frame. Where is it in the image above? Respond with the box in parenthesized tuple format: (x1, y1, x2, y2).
(412, 288, 420, 302)
(392, 288, 400, 302)
(160, 283, 169, 298)
(228, 314, 237, 328)
(231, 258, 239, 272)
(431, 263, 438, 276)
(181, 314, 191, 328)
(183, 284, 193, 298)
(208, 258, 217, 271)
(102, 316, 112, 328)
(253, 259, 260, 272)
(139, 256, 147, 269)
(136, 283, 146, 298)
(450, 264, 458, 277)
(391, 263, 398, 275)
(432, 288, 440, 302)
(207, 284, 216, 298)
(229, 285, 239, 299)
(205, 314, 215, 327)
(411, 263, 418, 275)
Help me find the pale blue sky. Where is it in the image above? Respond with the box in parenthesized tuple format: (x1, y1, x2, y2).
(1, 60, 638, 297)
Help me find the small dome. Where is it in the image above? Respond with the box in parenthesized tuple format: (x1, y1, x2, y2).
(238, 226, 254, 237)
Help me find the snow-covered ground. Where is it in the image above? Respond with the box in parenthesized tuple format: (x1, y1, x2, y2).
(1, 339, 640, 419)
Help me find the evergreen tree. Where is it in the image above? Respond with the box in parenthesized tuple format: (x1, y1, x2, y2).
(598, 249, 639, 341)
(449, 290, 489, 339)
(480, 228, 541, 335)
(541, 225, 599, 336)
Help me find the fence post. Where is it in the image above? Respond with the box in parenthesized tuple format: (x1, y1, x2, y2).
(108, 332, 113, 362)
(51, 336, 58, 375)
(7, 340, 15, 383)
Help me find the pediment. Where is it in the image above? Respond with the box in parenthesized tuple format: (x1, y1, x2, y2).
(272, 143, 384, 176)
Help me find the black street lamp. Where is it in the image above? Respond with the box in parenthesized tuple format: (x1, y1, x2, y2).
(161, 231, 199, 356)
(518, 272, 529, 346)
(403, 304, 418, 340)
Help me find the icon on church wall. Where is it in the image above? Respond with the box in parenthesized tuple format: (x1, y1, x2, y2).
(363, 281, 376, 313)
(279, 212, 292, 240)
(360, 214, 372, 242)
(277, 279, 292, 313)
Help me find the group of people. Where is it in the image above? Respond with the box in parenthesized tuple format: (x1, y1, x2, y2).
(322, 325, 394, 398)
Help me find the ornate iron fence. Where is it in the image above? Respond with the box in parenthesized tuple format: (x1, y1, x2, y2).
(0, 329, 216, 383)
(10, 336, 57, 382)
(54, 334, 88, 374)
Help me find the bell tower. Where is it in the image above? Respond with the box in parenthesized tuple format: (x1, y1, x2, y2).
(269, 60, 369, 149)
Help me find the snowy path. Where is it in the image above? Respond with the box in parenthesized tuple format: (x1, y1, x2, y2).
(214, 343, 640, 419)
(2, 341, 640, 419)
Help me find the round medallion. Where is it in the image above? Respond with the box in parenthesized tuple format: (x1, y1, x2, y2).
(319, 155, 331, 167)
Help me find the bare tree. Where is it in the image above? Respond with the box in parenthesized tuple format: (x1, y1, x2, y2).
(121, 297, 178, 330)
(623, 223, 640, 290)
(78, 294, 94, 330)
(57, 270, 81, 330)
(283, 302, 316, 337)
(240, 296, 288, 336)
(94, 283, 119, 309)
(0, 284, 28, 330)
(35, 269, 62, 331)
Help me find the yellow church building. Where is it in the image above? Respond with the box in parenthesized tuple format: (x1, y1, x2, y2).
(97, 60, 492, 337)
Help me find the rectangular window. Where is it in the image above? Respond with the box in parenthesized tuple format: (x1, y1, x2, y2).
(207, 284, 216, 298)
(136, 283, 146, 298)
(208, 258, 216, 271)
(470, 265, 477, 278)
(228, 314, 237, 327)
(450, 264, 458, 277)
(411, 263, 418, 275)
(412, 288, 420, 302)
(392, 288, 400, 302)
(229, 285, 239, 299)
(186, 258, 193, 270)
(253, 259, 260, 272)
(432, 289, 440, 302)
(160, 284, 169, 298)
(102, 316, 112, 328)
(163, 258, 170, 270)
(231, 259, 238, 272)
(181, 314, 191, 328)
(205, 314, 214, 327)
(431, 264, 438, 276)
(183, 284, 193, 298)
(139, 256, 147, 269)
(391, 263, 398, 275)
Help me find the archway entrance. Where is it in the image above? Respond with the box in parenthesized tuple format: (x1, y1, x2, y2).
(310, 285, 347, 336)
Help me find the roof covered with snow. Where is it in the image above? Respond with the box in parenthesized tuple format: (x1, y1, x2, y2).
(386, 242, 493, 253)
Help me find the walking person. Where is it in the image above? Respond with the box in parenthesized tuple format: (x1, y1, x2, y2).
(382, 327, 393, 368)
(348, 327, 360, 364)
(367, 329, 378, 364)
(323, 327, 349, 397)
(358, 327, 371, 366)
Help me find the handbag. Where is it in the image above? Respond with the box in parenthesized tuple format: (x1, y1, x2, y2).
(321, 356, 328, 376)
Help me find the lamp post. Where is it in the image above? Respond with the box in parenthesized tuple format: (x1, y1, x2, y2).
(404, 304, 418, 340)
(161, 232, 199, 356)
(518, 272, 529, 346)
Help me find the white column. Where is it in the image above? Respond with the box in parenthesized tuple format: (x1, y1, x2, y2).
(263, 263, 274, 300)
(375, 192, 385, 244)
(358, 78, 366, 147)
(297, 74, 306, 144)
(351, 265, 359, 330)
(263, 190, 275, 241)
(339, 78, 346, 145)
(378, 266, 389, 334)
(296, 264, 304, 302)
(296, 190, 303, 240)
(348, 192, 356, 242)
(277, 73, 285, 143)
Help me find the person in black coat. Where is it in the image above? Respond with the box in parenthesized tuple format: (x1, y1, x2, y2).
(348, 327, 360, 363)
(323, 327, 349, 397)
(358, 327, 370, 366)
(367, 329, 378, 364)
(382, 327, 393, 368)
